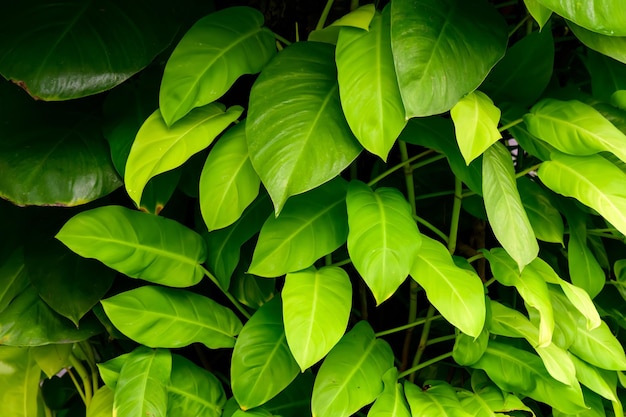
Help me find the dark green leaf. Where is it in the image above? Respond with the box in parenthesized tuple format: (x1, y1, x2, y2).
(569, 21, 626, 65)
(583, 50, 626, 101)
(265, 372, 314, 417)
(0, 248, 29, 314)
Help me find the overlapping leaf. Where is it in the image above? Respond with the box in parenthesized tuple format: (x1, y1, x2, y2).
(582, 51, 626, 101)
(308, 4, 376, 44)
(404, 381, 471, 417)
(0, 347, 43, 417)
(390, 0, 507, 117)
(247, 41, 361, 213)
(569, 21, 626, 65)
(32, 344, 72, 379)
(347, 181, 421, 304)
(367, 368, 410, 417)
(57, 205, 207, 287)
(101, 286, 242, 349)
(536, 0, 626, 36)
(517, 177, 564, 245)
(125, 103, 243, 206)
(160, 6, 276, 125)
(523, 0, 553, 29)
(336, 8, 406, 160)
(87, 386, 114, 417)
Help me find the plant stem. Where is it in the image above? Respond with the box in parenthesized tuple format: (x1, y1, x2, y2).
(350, 0, 360, 10)
(499, 118, 524, 132)
(69, 354, 92, 407)
(448, 177, 463, 255)
(398, 351, 454, 379)
(329, 258, 352, 268)
(66, 366, 86, 406)
(466, 253, 485, 264)
(414, 214, 449, 243)
(516, 163, 542, 178)
(425, 334, 457, 346)
(411, 154, 446, 171)
(400, 142, 417, 214)
(408, 304, 436, 382)
(415, 190, 455, 201)
(508, 14, 531, 38)
(78, 341, 100, 391)
(316, 0, 335, 30)
(375, 314, 443, 337)
(200, 266, 251, 319)
(367, 149, 435, 187)
(273, 31, 292, 46)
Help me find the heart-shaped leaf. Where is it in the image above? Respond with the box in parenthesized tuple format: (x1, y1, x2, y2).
(57, 205, 207, 287)
(200, 121, 260, 231)
(0, 1, 181, 100)
(160, 6, 276, 125)
(101, 286, 242, 349)
(536, 0, 626, 36)
(367, 368, 411, 417)
(282, 266, 352, 371)
(125, 103, 243, 206)
(347, 180, 421, 304)
(231, 297, 300, 410)
(248, 178, 348, 277)
(390, 0, 507, 117)
(410, 235, 486, 338)
(336, 7, 406, 160)
(247, 41, 361, 213)
(311, 321, 394, 417)
(405, 381, 471, 417)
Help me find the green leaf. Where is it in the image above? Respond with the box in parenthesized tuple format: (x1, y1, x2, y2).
(614, 259, 626, 301)
(160, 6, 275, 125)
(282, 266, 352, 371)
(538, 152, 626, 237)
(31, 344, 72, 379)
(367, 368, 411, 417)
(569, 353, 619, 403)
(167, 354, 226, 417)
(336, 8, 406, 161)
(101, 286, 242, 349)
(247, 41, 361, 213)
(525, 99, 626, 163)
(265, 371, 314, 417)
(482, 30, 554, 106)
(410, 235, 486, 338)
(113, 347, 171, 417)
(453, 328, 490, 366)
(390, 0, 507, 117)
(451, 91, 502, 165)
(205, 193, 273, 289)
(569, 21, 626, 65)
(200, 121, 260, 231)
(347, 181, 422, 304)
(536, 0, 626, 36)
(87, 386, 114, 417)
(311, 321, 394, 417)
(231, 298, 300, 410)
(460, 371, 535, 416)
(405, 380, 471, 417)
(583, 50, 626, 101)
(308, 4, 377, 44)
(125, 103, 243, 206)
(482, 142, 538, 270)
(517, 177, 564, 245)
(248, 178, 348, 277)
(0, 1, 181, 100)
(57, 205, 207, 287)
(503, 104, 556, 161)
(0, 248, 28, 315)
(231, 269, 276, 310)
(98, 353, 132, 389)
(524, 0, 553, 29)
(0, 347, 43, 417)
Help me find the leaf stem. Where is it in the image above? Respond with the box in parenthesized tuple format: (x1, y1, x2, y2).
(508, 14, 531, 38)
(316, 0, 335, 30)
(329, 258, 352, 268)
(448, 177, 463, 255)
(78, 341, 100, 391)
(413, 214, 449, 243)
(415, 190, 455, 201)
(69, 354, 92, 407)
(367, 149, 435, 187)
(467, 253, 485, 264)
(425, 334, 457, 346)
(499, 118, 524, 132)
(398, 351, 454, 379)
(410, 154, 447, 171)
(66, 363, 87, 406)
(200, 266, 251, 319)
(516, 163, 542, 178)
(375, 314, 443, 337)
(273, 31, 292, 46)
(408, 304, 436, 382)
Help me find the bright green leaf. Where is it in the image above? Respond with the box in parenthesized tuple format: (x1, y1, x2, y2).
(101, 286, 242, 349)
(336, 8, 406, 161)
(535, 0, 626, 35)
(308, 4, 376, 44)
(404, 380, 471, 417)
(160, 6, 275, 125)
(31, 344, 72, 379)
(482, 142, 538, 270)
(231, 298, 300, 410)
(347, 181, 422, 304)
(57, 205, 207, 287)
(451, 91, 501, 165)
(0, 347, 43, 417)
(247, 41, 361, 213)
(517, 177, 564, 245)
(411, 235, 486, 338)
(367, 368, 411, 417)
(113, 347, 171, 417)
(248, 178, 348, 277)
(453, 328, 489, 366)
(87, 386, 114, 417)
(524, 0, 553, 29)
(125, 103, 243, 206)
(98, 353, 132, 390)
(390, 0, 507, 117)
(569, 353, 619, 403)
(311, 321, 394, 417)
(200, 121, 260, 231)
(283, 266, 352, 371)
(570, 321, 626, 371)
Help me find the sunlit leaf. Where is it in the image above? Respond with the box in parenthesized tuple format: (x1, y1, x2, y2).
(367, 368, 410, 417)
(160, 6, 275, 125)
(311, 321, 394, 417)
(390, 0, 507, 117)
(535, 0, 626, 36)
(125, 103, 243, 206)
(0, 347, 43, 417)
(452, 328, 489, 366)
(247, 41, 361, 213)
(97, 353, 132, 390)
(347, 181, 421, 304)
(87, 386, 114, 417)
(517, 177, 564, 245)
(309, 4, 376, 44)
(31, 344, 72, 379)
(405, 381, 472, 417)
(336, 8, 406, 160)
(569, 353, 619, 403)
(411, 236, 485, 338)
(523, 0, 553, 29)
(57, 205, 207, 287)
(102, 286, 242, 349)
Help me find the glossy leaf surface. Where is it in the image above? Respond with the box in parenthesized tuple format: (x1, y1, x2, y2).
(57, 205, 207, 287)
(312, 321, 394, 417)
(367, 368, 410, 417)
(0, 1, 180, 100)
(200, 121, 260, 231)
(247, 41, 361, 213)
(517, 177, 564, 245)
(87, 386, 114, 417)
(125, 103, 243, 206)
(347, 181, 421, 304)
(102, 286, 242, 349)
(336, 8, 406, 160)
(282, 267, 352, 371)
(160, 6, 275, 125)
(231, 298, 300, 410)
(114, 347, 171, 417)
(248, 178, 348, 277)
(482, 142, 538, 270)
(410, 235, 485, 338)
(451, 91, 501, 165)
(524, 0, 553, 29)
(536, 0, 626, 35)
(390, 0, 507, 117)
(405, 380, 471, 417)
(0, 347, 43, 417)
(568, 22, 626, 65)
(308, 4, 376, 44)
